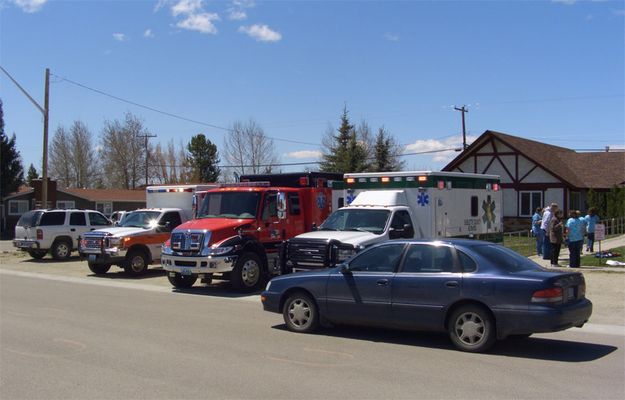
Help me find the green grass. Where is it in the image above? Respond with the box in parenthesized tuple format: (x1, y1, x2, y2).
(502, 235, 536, 257)
(580, 246, 625, 267)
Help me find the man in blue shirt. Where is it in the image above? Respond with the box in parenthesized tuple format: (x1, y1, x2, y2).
(584, 207, 600, 252)
(566, 210, 585, 268)
(531, 207, 543, 256)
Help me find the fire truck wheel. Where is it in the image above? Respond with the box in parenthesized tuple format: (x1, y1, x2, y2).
(27, 250, 47, 259)
(124, 250, 148, 277)
(231, 252, 263, 292)
(88, 262, 111, 275)
(283, 292, 319, 333)
(51, 239, 72, 260)
(168, 273, 198, 288)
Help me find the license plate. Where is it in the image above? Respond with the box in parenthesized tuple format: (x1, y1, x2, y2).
(88, 254, 97, 262)
(181, 268, 192, 276)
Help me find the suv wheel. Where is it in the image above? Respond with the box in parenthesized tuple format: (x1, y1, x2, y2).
(124, 250, 148, 277)
(51, 239, 72, 260)
(27, 250, 47, 260)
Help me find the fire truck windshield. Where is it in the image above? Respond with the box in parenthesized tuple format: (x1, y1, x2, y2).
(318, 209, 390, 234)
(197, 192, 261, 219)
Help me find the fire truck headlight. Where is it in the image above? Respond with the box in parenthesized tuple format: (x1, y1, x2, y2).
(208, 246, 234, 256)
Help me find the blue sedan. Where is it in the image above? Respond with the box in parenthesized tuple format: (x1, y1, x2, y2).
(261, 239, 592, 352)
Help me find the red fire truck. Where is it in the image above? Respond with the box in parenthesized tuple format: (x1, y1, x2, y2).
(160, 172, 342, 291)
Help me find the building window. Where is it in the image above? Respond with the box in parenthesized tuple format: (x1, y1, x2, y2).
(96, 202, 113, 216)
(56, 200, 75, 209)
(8, 200, 29, 215)
(520, 191, 542, 217)
(570, 192, 581, 211)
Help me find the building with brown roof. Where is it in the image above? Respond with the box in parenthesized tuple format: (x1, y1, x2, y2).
(1, 179, 146, 239)
(443, 130, 625, 230)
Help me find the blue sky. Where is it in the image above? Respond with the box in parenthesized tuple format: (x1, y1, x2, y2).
(2, 0, 624, 175)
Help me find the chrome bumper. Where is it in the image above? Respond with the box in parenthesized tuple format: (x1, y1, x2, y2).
(13, 239, 39, 249)
(161, 253, 237, 275)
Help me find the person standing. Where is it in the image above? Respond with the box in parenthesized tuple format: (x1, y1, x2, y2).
(531, 207, 543, 256)
(584, 207, 600, 252)
(565, 210, 585, 268)
(540, 203, 557, 260)
(548, 209, 564, 267)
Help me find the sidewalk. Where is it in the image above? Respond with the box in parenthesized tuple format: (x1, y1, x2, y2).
(529, 234, 625, 273)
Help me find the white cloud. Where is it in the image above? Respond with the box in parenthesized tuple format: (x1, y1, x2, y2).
(383, 33, 399, 42)
(171, 0, 203, 17)
(239, 24, 282, 42)
(113, 33, 128, 42)
(12, 0, 47, 13)
(177, 13, 219, 34)
(144, 29, 155, 38)
(232, 0, 255, 7)
(552, 0, 577, 5)
(404, 135, 478, 162)
(228, 10, 247, 20)
(285, 150, 322, 159)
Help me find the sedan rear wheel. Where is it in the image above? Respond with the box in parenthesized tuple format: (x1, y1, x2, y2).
(283, 292, 319, 334)
(448, 305, 496, 353)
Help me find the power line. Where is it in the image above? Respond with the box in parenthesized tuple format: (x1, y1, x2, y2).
(51, 73, 321, 147)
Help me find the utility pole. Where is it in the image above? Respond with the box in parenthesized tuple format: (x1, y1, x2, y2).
(0, 66, 50, 207)
(139, 133, 157, 187)
(454, 105, 468, 150)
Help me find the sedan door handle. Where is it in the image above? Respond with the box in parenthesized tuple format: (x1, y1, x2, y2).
(445, 281, 459, 288)
(376, 279, 389, 286)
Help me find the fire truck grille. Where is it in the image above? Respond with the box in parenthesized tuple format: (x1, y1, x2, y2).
(171, 231, 208, 254)
(287, 240, 328, 267)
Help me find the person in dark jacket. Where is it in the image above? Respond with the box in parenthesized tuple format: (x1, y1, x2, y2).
(548, 209, 564, 268)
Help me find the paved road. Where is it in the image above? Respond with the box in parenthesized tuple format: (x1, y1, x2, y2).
(1, 267, 624, 400)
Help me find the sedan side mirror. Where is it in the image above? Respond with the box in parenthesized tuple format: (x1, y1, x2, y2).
(338, 264, 351, 274)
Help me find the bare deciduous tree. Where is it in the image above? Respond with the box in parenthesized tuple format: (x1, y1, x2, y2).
(49, 121, 99, 188)
(100, 113, 147, 189)
(223, 119, 278, 179)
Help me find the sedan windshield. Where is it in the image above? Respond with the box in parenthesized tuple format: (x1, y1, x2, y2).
(197, 192, 260, 219)
(319, 209, 390, 234)
(470, 244, 542, 272)
(118, 211, 161, 229)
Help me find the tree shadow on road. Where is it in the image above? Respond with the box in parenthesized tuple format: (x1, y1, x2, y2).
(87, 268, 166, 280)
(271, 324, 618, 362)
(171, 280, 263, 299)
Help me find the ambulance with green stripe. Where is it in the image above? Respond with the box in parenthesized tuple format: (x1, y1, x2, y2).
(281, 171, 502, 272)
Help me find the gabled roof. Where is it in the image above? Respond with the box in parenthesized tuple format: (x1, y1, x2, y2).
(443, 130, 625, 189)
(60, 188, 146, 202)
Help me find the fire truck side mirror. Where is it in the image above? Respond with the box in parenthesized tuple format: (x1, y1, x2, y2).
(277, 192, 287, 220)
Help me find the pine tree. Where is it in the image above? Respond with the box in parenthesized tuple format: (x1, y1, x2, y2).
(26, 164, 39, 185)
(370, 127, 404, 172)
(0, 100, 24, 198)
(187, 134, 221, 182)
(320, 106, 369, 173)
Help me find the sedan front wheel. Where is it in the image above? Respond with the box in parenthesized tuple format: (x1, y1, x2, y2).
(283, 292, 319, 334)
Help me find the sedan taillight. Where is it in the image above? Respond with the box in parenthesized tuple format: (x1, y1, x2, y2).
(531, 287, 563, 303)
(36, 229, 43, 240)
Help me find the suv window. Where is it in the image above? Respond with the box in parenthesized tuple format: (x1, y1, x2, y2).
(70, 212, 87, 226)
(17, 211, 42, 227)
(39, 211, 66, 226)
(89, 212, 110, 226)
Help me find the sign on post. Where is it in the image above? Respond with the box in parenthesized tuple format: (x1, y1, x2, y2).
(595, 224, 605, 241)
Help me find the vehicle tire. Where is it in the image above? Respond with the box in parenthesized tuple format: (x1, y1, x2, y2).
(231, 252, 263, 292)
(168, 273, 198, 288)
(124, 250, 149, 277)
(283, 292, 319, 334)
(88, 262, 111, 275)
(27, 250, 47, 259)
(448, 304, 496, 353)
(51, 239, 72, 261)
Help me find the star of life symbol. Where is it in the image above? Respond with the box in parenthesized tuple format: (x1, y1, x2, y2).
(346, 190, 356, 205)
(316, 193, 327, 209)
(417, 192, 429, 207)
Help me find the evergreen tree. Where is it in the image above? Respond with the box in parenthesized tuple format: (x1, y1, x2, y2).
(320, 106, 368, 173)
(26, 163, 39, 185)
(370, 127, 405, 172)
(0, 99, 24, 198)
(606, 185, 625, 219)
(187, 133, 221, 182)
